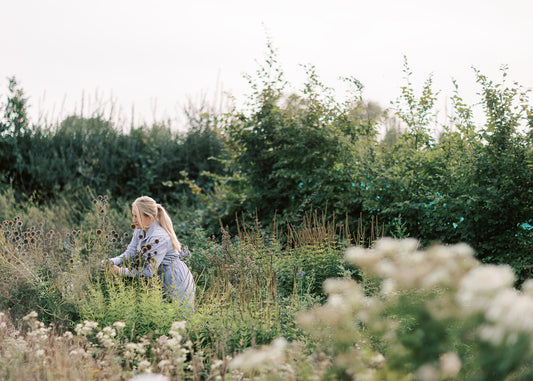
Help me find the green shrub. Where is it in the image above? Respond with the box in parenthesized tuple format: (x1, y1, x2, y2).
(79, 273, 188, 339)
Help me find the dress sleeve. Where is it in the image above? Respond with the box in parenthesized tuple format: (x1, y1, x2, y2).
(108, 229, 142, 266)
(119, 232, 169, 279)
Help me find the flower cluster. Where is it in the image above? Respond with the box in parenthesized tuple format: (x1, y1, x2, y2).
(74, 320, 98, 336)
(153, 321, 192, 376)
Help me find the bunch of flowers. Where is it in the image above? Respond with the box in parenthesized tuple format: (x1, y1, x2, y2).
(229, 238, 533, 380)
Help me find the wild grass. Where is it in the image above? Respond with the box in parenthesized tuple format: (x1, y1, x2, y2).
(0, 190, 369, 379)
(4, 191, 533, 380)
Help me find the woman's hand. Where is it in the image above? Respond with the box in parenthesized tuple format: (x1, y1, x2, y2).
(101, 260, 120, 274)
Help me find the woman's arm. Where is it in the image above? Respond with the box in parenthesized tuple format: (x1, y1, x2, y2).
(107, 229, 142, 266)
(117, 232, 169, 278)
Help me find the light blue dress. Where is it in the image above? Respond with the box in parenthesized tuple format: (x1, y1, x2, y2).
(108, 221, 195, 313)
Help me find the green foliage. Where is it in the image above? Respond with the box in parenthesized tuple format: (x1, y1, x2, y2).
(79, 273, 186, 339)
(0, 76, 30, 137)
(1, 44, 532, 297)
(0, 82, 229, 208)
(275, 243, 358, 299)
(360, 64, 532, 280)
(223, 42, 383, 231)
(0, 76, 31, 193)
(393, 56, 439, 149)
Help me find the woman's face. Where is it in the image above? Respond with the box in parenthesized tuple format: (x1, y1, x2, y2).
(132, 208, 153, 230)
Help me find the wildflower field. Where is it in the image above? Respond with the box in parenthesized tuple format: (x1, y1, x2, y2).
(1, 43, 532, 380)
(2, 190, 533, 381)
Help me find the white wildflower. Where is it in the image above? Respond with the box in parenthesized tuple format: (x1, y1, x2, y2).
(169, 321, 186, 339)
(35, 349, 45, 357)
(457, 265, 515, 313)
(478, 324, 506, 346)
(96, 330, 115, 349)
(323, 278, 357, 295)
(373, 259, 397, 279)
(113, 321, 126, 329)
(416, 364, 439, 381)
(380, 278, 396, 296)
(137, 360, 152, 373)
(23, 311, 38, 321)
(439, 352, 461, 378)
(369, 352, 386, 368)
(485, 289, 533, 336)
(327, 294, 345, 309)
(375, 237, 419, 255)
(75, 320, 98, 336)
(158, 359, 174, 371)
(102, 326, 117, 337)
(522, 279, 533, 297)
(129, 374, 170, 381)
(230, 337, 287, 372)
(345, 246, 382, 268)
(69, 348, 88, 358)
(63, 331, 74, 340)
(210, 359, 224, 371)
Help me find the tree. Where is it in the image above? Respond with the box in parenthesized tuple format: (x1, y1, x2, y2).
(0, 76, 32, 193)
(222, 42, 383, 229)
(0, 76, 30, 137)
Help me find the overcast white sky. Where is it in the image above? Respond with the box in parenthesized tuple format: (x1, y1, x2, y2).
(1, 0, 532, 130)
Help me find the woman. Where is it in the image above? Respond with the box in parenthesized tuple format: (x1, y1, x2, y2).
(102, 196, 195, 313)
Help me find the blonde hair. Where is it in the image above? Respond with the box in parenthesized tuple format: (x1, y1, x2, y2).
(132, 196, 181, 251)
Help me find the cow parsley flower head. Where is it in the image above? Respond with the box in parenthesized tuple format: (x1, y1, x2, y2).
(230, 337, 288, 372)
(457, 265, 515, 314)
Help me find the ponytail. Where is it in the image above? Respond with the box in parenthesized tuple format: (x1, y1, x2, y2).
(156, 204, 181, 252)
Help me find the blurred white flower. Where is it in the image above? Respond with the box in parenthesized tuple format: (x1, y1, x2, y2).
(129, 375, 170, 381)
(230, 337, 287, 372)
(482, 288, 533, 344)
(102, 326, 117, 337)
(478, 324, 506, 346)
(113, 321, 126, 329)
(457, 265, 515, 313)
(22, 311, 38, 321)
(169, 321, 186, 339)
(416, 364, 439, 381)
(440, 352, 461, 378)
(75, 320, 98, 336)
(345, 246, 382, 268)
(369, 352, 386, 368)
(137, 360, 152, 372)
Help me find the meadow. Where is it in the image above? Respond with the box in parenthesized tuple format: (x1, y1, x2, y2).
(2, 190, 533, 380)
(1, 47, 532, 379)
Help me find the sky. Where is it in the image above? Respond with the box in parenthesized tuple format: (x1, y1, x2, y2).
(1, 0, 532, 131)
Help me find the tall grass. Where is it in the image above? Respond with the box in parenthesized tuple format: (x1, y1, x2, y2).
(3, 191, 533, 380)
